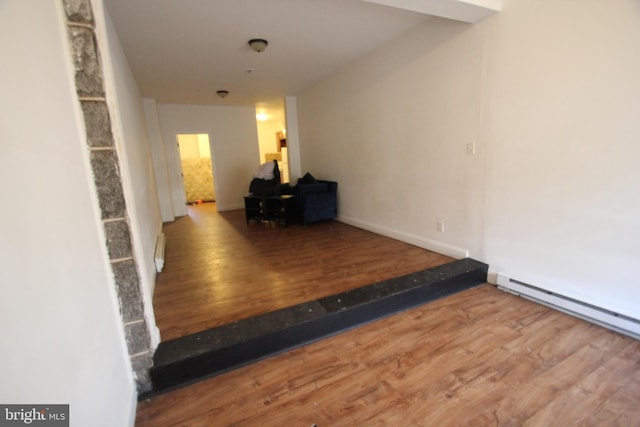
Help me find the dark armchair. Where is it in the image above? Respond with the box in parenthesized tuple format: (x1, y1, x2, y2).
(295, 173, 338, 224)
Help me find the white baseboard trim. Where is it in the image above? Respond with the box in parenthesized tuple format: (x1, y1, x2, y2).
(337, 214, 469, 259)
(154, 232, 165, 273)
(496, 273, 640, 340)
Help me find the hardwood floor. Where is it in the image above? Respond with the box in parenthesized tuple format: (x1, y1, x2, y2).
(153, 202, 454, 341)
(137, 284, 640, 426)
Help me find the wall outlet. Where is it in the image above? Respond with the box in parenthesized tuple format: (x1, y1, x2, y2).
(437, 220, 445, 233)
(466, 142, 476, 155)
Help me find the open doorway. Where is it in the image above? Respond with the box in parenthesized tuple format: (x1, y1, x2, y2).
(255, 100, 290, 183)
(177, 133, 216, 204)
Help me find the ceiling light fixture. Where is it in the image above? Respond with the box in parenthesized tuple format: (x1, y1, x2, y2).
(248, 38, 268, 53)
(216, 90, 229, 99)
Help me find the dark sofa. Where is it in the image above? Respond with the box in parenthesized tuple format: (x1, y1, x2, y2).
(295, 173, 338, 224)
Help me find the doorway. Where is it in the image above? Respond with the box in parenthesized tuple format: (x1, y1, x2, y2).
(176, 133, 216, 204)
(255, 100, 290, 183)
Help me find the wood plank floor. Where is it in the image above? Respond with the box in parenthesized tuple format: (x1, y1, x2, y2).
(153, 202, 454, 341)
(137, 284, 640, 426)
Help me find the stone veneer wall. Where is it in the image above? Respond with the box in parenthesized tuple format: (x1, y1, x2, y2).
(61, 0, 153, 392)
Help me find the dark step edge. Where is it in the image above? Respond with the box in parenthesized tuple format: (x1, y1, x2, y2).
(151, 258, 487, 368)
(139, 262, 486, 400)
(150, 300, 329, 368)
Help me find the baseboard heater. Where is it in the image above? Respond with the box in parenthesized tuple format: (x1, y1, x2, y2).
(154, 233, 165, 273)
(496, 274, 640, 340)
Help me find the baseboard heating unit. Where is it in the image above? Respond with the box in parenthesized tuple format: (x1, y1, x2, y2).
(496, 274, 640, 340)
(154, 232, 165, 273)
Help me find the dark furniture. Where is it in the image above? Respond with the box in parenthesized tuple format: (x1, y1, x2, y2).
(295, 176, 338, 224)
(248, 159, 281, 196)
(244, 194, 296, 226)
(245, 166, 337, 226)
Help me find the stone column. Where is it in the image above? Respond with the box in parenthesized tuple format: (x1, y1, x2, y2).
(61, 0, 153, 393)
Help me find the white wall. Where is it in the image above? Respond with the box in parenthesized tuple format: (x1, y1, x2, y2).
(298, 0, 640, 318)
(285, 96, 303, 183)
(95, 1, 162, 346)
(197, 134, 212, 158)
(178, 134, 201, 158)
(0, 1, 135, 426)
(298, 16, 484, 259)
(143, 98, 175, 222)
(155, 103, 260, 211)
(482, 0, 640, 317)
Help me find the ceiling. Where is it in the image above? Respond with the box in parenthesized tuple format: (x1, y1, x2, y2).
(103, 0, 499, 107)
(103, 0, 434, 106)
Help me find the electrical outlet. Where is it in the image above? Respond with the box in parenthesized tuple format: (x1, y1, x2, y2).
(437, 220, 445, 233)
(466, 142, 476, 155)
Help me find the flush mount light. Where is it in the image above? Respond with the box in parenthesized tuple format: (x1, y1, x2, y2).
(216, 90, 229, 99)
(248, 38, 268, 53)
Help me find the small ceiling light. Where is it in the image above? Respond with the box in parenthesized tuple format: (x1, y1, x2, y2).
(216, 90, 229, 99)
(248, 38, 268, 53)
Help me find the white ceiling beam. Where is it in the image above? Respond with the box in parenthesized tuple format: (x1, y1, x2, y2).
(361, 0, 501, 23)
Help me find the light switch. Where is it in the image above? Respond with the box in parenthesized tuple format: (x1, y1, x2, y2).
(466, 142, 476, 155)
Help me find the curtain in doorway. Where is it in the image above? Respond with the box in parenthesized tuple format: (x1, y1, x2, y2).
(181, 158, 215, 203)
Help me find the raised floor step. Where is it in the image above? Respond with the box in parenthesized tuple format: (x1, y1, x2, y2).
(139, 258, 488, 400)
